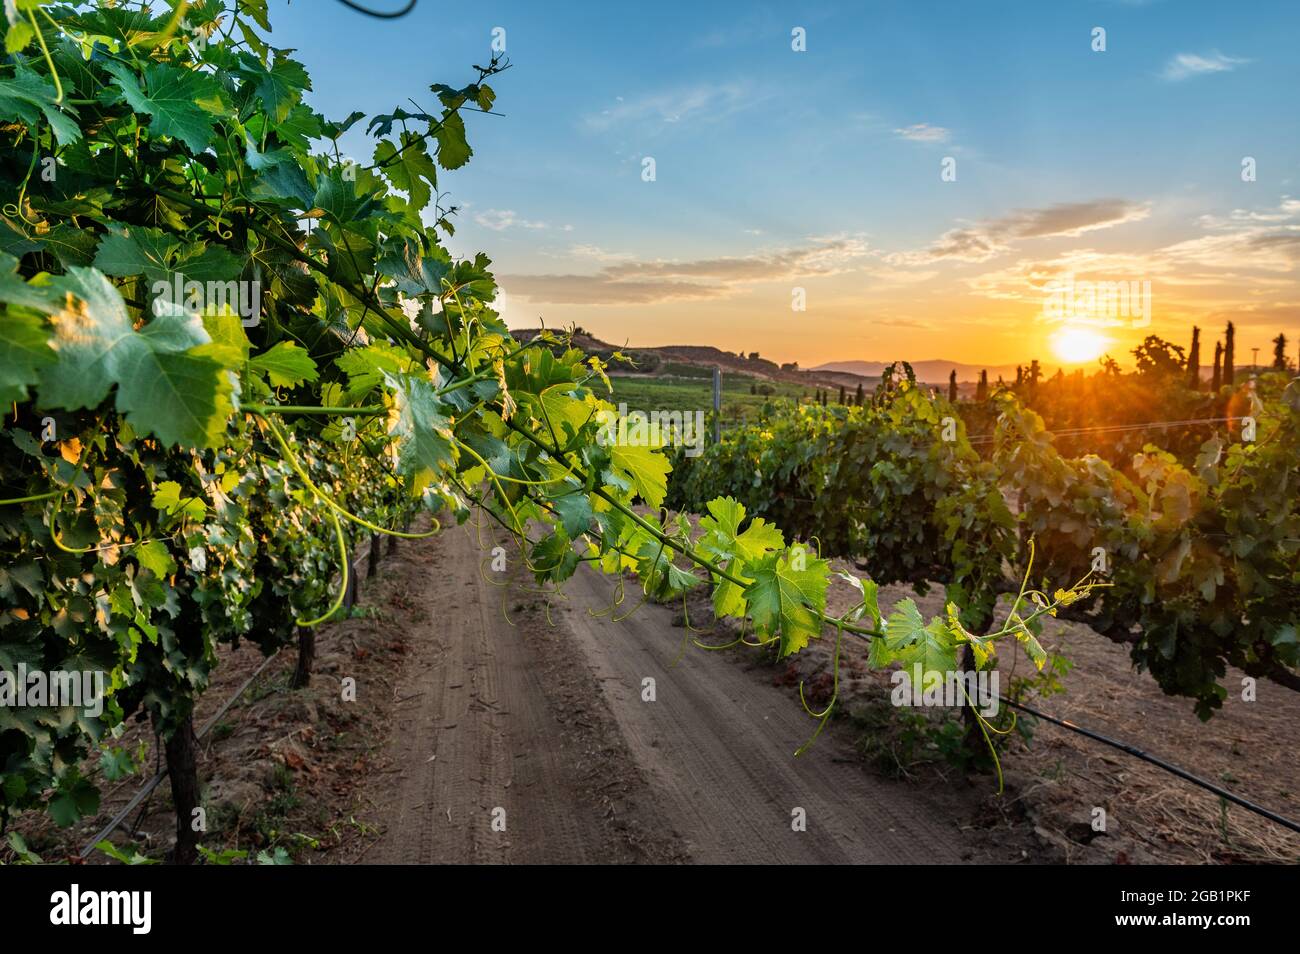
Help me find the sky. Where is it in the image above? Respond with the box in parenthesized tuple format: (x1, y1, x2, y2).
(267, 0, 1300, 369)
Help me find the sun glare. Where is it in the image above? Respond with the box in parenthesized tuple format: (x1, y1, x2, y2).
(1051, 326, 1111, 365)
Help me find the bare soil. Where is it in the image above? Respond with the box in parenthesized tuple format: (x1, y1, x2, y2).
(725, 554, 1300, 865)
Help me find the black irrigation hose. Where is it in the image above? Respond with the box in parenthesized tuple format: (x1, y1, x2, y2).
(333, 0, 418, 18)
(833, 625, 1300, 837)
(999, 696, 1300, 836)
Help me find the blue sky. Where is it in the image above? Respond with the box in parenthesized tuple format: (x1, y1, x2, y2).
(268, 0, 1300, 366)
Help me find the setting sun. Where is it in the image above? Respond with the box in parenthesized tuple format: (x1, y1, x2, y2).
(1051, 326, 1112, 365)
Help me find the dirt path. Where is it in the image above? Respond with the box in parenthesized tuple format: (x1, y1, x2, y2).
(358, 524, 983, 864)
(359, 522, 678, 863)
(561, 570, 979, 863)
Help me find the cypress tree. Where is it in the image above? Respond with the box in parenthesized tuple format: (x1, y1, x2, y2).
(975, 369, 988, 401)
(1273, 333, 1289, 371)
(1223, 321, 1235, 385)
(1212, 341, 1223, 391)
(854, 382, 864, 406)
(1187, 326, 1201, 389)
(947, 369, 958, 402)
(838, 385, 846, 404)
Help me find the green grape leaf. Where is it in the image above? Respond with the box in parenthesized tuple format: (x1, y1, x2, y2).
(550, 491, 594, 540)
(48, 773, 100, 828)
(386, 372, 455, 488)
(699, 496, 783, 617)
(530, 530, 580, 583)
(608, 442, 671, 509)
(0, 66, 81, 144)
(635, 536, 698, 600)
(913, 619, 960, 680)
(884, 598, 926, 652)
(102, 61, 226, 153)
(36, 268, 236, 447)
(152, 481, 207, 521)
(837, 572, 882, 631)
(743, 550, 830, 656)
(254, 51, 310, 123)
(886, 601, 958, 679)
(0, 309, 54, 406)
(135, 540, 176, 578)
(434, 110, 472, 169)
(250, 341, 318, 387)
(92, 225, 181, 282)
(374, 133, 438, 212)
(97, 748, 137, 783)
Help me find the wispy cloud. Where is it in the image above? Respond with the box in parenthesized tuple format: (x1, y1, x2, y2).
(893, 123, 950, 143)
(503, 236, 872, 305)
(964, 197, 1300, 314)
(474, 209, 555, 232)
(1161, 51, 1250, 81)
(582, 82, 764, 133)
(892, 199, 1152, 264)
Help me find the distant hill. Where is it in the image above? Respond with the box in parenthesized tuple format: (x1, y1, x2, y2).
(509, 328, 848, 388)
(509, 328, 1082, 389)
(813, 359, 1056, 384)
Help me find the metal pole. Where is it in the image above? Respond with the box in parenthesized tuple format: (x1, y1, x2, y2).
(712, 366, 722, 444)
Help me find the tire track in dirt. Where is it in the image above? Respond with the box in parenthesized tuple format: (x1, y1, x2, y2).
(361, 523, 678, 864)
(362, 526, 972, 864)
(559, 568, 968, 863)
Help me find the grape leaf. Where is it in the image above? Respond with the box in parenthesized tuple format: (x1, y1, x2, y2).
(434, 110, 472, 169)
(103, 61, 226, 153)
(386, 372, 455, 489)
(35, 267, 235, 447)
(837, 571, 882, 630)
(743, 550, 830, 656)
(0, 310, 54, 406)
(374, 134, 438, 212)
(699, 497, 783, 617)
(0, 67, 80, 144)
(608, 442, 671, 509)
(250, 341, 318, 387)
(550, 491, 594, 540)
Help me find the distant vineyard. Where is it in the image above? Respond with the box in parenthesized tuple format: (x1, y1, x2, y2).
(668, 366, 1300, 716)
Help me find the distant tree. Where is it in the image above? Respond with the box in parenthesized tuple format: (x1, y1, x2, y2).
(1223, 321, 1235, 386)
(1132, 335, 1186, 378)
(1187, 325, 1201, 389)
(854, 381, 864, 406)
(819, 390, 827, 407)
(1212, 341, 1223, 391)
(1273, 333, 1289, 371)
(1099, 355, 1121, 377)
(947, 369, 957, 402)
(975, 369, 988, 401)
(838, 385, 846, 404)
(780, 361, 799, 372)
(747, 351, 760, 362)
(1027, 359, 1041, 389)
(749, 382, 756, 395)
(1015, 365, 1023, 386)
